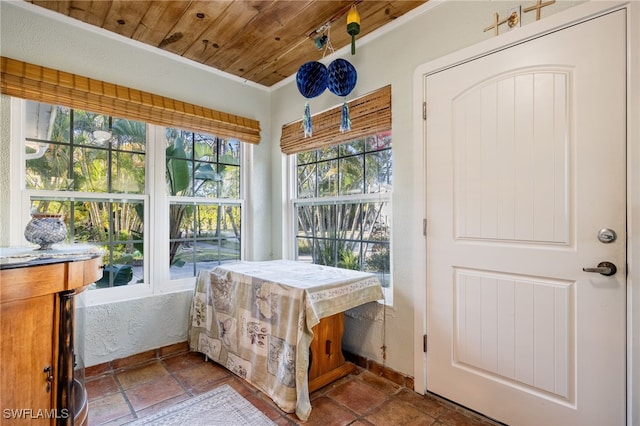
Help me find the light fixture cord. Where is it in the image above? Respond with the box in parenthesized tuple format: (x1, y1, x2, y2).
(321, 26, 335, 59)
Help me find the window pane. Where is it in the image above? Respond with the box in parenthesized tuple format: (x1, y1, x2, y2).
(319, 145, 339, 161)
(339, 156, 364, 195)
(111, 152, 146, 193)
(166, 130, 240, 200)
(194, 133, 216, 160)
(297, 150, 316, 165)
(111, 118, 146, 153)
(297, 163, 316, 198)
(30, 197, 144, 289)
(315, 204, 336, 239)
(337, 203, 363, 241)
(296, 237, 313, 263)
(26, 143, 72, 190)
(25, 103, 146, 197)
(167, 158, 192, 196)
(220, 139, 240, 165)
(73, 111, 111, 147)
(297, 205, 314, 237)
(364, 241, 390, 288)
(314, 238, 336, 267)
(166, 129, 193, 159)
(25, 102, 71, 143)
(340, 139, 365, 156)
(219, 205, 241, 243)
(194, 162, 218, 198)
(317, 160, 338, 197)
(362, 202, 390, 239)
(338, 241, 361, 271)
(365, 151, 392, 194)
(169, 202, 241, 279)
(73, 147, 109, 192)
(219, 165, 240, 199)
(192, 240, 225, 273)
(366, 131, 392, 151)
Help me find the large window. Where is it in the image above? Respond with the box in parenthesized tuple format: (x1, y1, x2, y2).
(25, 101, 146, 288)
(165, 130, 242, 280)
(22, 100, 244, 291)
(293, 131, 392, 289)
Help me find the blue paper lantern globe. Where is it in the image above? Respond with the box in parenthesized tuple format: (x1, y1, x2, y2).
(327, 59, 357, 97)
(296, 61, 328, 99)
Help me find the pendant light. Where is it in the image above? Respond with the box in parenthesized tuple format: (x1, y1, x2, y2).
(346, 4, 361, 55)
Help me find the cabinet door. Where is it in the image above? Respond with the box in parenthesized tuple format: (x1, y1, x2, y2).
(1, 294, 54, 424)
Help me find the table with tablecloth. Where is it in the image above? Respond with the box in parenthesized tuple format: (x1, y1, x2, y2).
(187, 259, 383, 421)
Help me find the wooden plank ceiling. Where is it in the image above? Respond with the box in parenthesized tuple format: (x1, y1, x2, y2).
(27, 1, 427, 87)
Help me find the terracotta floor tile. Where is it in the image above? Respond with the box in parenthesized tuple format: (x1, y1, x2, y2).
(243, 392, 285, 421)
(274, 416, 299, 425)
(111, 350, 156, 371)
(87, 349, 499, 426)
(394, 388, 449, 418)
(364, 398, 437, 426)
(132, 393, 190, 420)
(437, 409, 496, 426)
(87, 392, 131, 426)
(172, 360, 231, 393)
(124, 374, 186, 412)
(86, 375, 119, 401)
(91, 414, 136, 426)
(326, 378, 388, 415)
(85, 363, 111, 379)
(358, 370, 402, 395)
(162, 351, 208, 373)
(301, 396, 357, 426)
(116, 361, 169, 390)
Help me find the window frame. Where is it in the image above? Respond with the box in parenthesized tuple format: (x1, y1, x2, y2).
(11, 98, 248, 305)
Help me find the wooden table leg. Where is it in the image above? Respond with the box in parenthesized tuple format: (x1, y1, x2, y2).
(307, 312, 357, 392)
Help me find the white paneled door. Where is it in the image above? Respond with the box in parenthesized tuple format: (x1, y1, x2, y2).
(425, 10, 626, 426)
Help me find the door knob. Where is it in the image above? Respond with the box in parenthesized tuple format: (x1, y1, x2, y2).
(583, 261, 617, 276)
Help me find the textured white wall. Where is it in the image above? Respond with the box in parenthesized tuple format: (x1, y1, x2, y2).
(0, 96, 10, 246)
(82, 292, 192, 366)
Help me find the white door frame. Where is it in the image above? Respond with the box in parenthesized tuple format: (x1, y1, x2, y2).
(412, 1, 640, 424)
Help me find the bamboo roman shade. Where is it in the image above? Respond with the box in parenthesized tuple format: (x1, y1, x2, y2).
(0, 57, 261, 144)
(280, 84, 391, 155)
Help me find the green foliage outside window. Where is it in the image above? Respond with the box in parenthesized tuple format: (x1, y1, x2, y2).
(295, 132, 392, 287)
(165, 129, 242, 279)
(24, 101, 146, 288)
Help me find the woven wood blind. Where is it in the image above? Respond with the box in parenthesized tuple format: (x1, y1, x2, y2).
(0, 57, 261, 144)
(280, 85, 391, 155)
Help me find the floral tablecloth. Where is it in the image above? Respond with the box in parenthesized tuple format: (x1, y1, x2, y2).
(188, 260, 383, 421)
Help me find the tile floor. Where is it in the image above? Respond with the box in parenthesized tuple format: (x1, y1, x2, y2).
(85, 346, 502, 426)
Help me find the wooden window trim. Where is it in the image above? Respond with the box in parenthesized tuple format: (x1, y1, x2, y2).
(280, 85, 391, 155)
(0, 57, 261, 144)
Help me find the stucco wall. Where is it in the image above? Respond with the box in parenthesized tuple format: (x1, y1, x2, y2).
(0, 95, 10, 246)
(79, 291, 192, 365)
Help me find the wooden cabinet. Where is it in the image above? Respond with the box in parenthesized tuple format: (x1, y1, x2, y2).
(1, 256, 102, 426)
(308, 312, 356, 393)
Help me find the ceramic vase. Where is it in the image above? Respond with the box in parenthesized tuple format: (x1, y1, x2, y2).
(24, 213, 67, 250)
